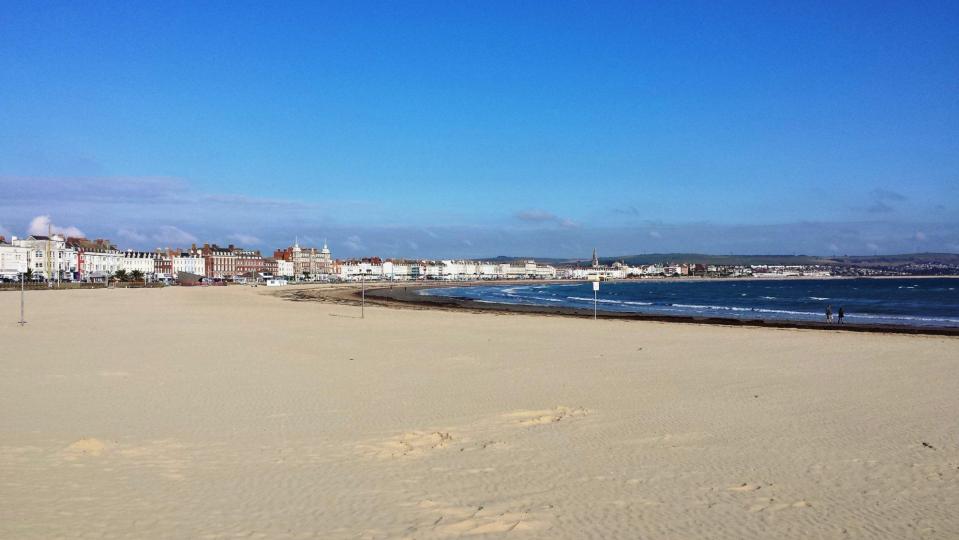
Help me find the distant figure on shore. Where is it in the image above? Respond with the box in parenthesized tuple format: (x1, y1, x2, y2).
(826, 305, 833, 323)
(838, 306, 845, 324)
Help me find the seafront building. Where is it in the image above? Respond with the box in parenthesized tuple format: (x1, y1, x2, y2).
(233, 247, 265, 278)
(172, 249, 205, 277)
(15, 235, 78, 282)
(274, 240, 332, 279)
(66, 238, 121, 283)
(0, 238, 29, 280)
(201, 244, 238, 279)
(0, 231, 856, 285)
(338, 258, 558, 281)
(119, 251, 157, 278)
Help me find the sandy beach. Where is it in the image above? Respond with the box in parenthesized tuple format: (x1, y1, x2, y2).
(2, 285, 957, 539)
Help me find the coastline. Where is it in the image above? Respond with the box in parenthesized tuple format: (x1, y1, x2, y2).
(279, 281, 959, 337)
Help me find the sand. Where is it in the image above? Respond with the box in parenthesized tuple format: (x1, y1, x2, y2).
(1, 285, 957, 539)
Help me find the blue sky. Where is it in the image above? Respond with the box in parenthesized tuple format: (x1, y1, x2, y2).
(1, 1, 957, 258)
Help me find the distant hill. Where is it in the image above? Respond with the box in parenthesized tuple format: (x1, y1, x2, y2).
(565, 252, 959, 267)
(480, 252, 959, 267)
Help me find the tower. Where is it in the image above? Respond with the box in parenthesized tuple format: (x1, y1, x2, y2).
(591, 248, 599, 268)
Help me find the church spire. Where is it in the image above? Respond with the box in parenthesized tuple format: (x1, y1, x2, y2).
(591, 248, 599, 268)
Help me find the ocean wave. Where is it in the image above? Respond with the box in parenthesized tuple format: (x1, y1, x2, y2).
(528, 296, 564, 303)
(567, 296, 653, 306)
(845, 313, 959, 325)
(670, 304, 815, 317)
(808, 296, 829, 300)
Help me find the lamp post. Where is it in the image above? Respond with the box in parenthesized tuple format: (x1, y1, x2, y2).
(361, 272, 366, 319)
(18, 272, 26, 326)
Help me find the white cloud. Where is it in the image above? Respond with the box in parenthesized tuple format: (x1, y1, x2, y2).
(0, 225, 11, 240)
(228, 233, 262, 245)
(649, 230, 662, 238)
(27, 215, 85, 238)
(914, 231, 927, 241)
(407, 240, 419, 250)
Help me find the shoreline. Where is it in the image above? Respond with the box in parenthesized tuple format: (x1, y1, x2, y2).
(279, 281, 959, 337)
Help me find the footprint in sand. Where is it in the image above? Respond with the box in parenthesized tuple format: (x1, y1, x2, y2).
(412, 500, 552, 536)
(502, 406, 589, 427)
(63, 438, 110, 459)
(748, 498, 812, 512)
(727, 483, 761, 492)
(363, 431, 455, 459)
(359, 405, 590, 459)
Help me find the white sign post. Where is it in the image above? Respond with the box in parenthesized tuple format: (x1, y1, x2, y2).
(592, 280, 599, 320)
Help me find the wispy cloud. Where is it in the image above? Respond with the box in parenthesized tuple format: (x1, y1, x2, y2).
(864, 188, 908, 214)
(153, 226, 198, 246)
(514, 209, 578, 228)
(117, 225, 198, 247)
(118, 228, 148, 243)
(228, 233, 262, 245)
(343, 235, 365, 252)
(202, 194, 318, 210)
(1, 176, 187, 204)
(871, 188, 907, 202)
(866, 201, 894, 213)
(612, 205, 640, 216)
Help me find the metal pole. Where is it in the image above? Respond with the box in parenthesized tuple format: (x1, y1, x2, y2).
(19, 273, 26, 326)
(594, 289, 597, 320)
(361, 273, 365, 319)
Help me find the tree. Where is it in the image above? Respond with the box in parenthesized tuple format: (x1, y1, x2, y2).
(25, 268, 33, 281)
(114, 269, 129, 282)
(130, 270, 144, 284)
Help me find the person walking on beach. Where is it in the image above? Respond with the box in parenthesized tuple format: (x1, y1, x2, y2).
(838, 306, 845, 324)
(826, 305, 833, 323)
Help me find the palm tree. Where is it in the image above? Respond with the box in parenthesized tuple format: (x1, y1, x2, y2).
(130, 269, 144, 284)
(114, 269, 129, 282)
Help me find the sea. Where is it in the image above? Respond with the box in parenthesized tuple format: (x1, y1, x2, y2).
(419, 278, 959, 328)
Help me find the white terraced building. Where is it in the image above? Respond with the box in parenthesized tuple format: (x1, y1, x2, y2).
(81, 250, 122, 281)
(119, 251, 156, 277)
(0, 240, 29, 280)
(173, 252, 205, 277)
(14, 235, 77, 281)
(357, 259, 557, 281)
